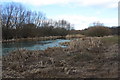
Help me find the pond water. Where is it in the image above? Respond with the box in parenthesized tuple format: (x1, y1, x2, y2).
(2, 39, 70, 55)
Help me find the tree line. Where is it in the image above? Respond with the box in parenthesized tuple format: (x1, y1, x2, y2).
(1, 2, 74, 40)
(1, 2, 119, 40)
(69, 22, 119, 37)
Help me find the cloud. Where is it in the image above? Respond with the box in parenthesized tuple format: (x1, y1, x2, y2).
(49, 14, 118, 30)
(0, 0, 72, 6)
(1, 0, 118, 30)
(75, 0, 119, 8)
(1, 0, 119, 8)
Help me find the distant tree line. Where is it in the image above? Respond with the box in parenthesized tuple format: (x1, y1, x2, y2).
(1, 2, 74, 40)
(69, 22, 119, 37)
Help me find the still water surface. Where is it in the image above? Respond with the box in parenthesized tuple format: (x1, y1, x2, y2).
(2, 39, 70, 55)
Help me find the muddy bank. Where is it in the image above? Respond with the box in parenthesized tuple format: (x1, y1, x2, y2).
(2, 37, 118, 78)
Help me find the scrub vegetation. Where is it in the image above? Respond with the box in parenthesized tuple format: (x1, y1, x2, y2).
(1, 2, 119, 78)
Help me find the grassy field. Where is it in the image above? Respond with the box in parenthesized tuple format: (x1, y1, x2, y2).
(101, 35, 119, 46)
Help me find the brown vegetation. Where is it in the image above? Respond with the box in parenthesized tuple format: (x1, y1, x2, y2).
(85, 26, 111, 37)
(2, 36, 65, 43)
(66, 34, 85, 39)
(2, 36, 118, 78)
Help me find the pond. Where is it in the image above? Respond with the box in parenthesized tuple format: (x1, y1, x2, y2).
(2, 39, 70, 55)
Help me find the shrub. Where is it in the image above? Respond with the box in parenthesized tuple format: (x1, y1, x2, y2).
(85, 26, 111, 37)
(68, 37, 105, 53)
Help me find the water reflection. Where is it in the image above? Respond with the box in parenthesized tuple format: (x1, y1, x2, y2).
(2, 39, 70, 55)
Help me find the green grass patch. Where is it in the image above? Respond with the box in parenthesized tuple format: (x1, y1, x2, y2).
(101, 36, 119, 46)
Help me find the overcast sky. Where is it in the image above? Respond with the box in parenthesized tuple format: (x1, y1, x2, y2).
(0, 0, 119, 30)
